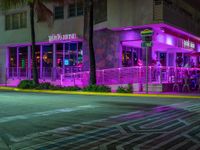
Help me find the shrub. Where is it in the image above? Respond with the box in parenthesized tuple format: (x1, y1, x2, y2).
(127, 84, 133, 93)
(83, 85, 111, 92)
(62, 86, 81, 91)
(17, 80, 36, 89)
(35, 82, 53, 90)
(116, 84, 133, 93)
(116, 86, 127, 93)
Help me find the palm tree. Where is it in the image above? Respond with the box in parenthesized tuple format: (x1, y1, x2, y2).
(0, 0, 56, 84)
(84, 0, 96, 85)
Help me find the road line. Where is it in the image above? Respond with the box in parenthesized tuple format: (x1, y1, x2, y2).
(0, 105, 97, 124)
(0, 87, 200, 99)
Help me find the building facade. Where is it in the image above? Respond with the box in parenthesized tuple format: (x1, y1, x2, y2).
(0, 0, 200, 86)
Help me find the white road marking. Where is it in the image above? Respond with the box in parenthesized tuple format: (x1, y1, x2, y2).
(0, 105, 97, 124)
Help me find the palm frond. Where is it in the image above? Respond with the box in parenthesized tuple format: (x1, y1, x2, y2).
(35, 0, 53, 22)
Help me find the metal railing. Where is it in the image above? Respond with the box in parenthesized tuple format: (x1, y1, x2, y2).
(6, 66, 200, 88)
(7, 66, 82, 81)
(61, 66, 200, 86)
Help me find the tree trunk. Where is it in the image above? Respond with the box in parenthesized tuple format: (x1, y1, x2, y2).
(29, 2, 39, 84)
(84, 0, 96, 85)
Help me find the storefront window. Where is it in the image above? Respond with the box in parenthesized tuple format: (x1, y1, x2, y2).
(64, 43, 79, 67)
(42, 45, 53, 68)
(159, 53, 166, 66)
(7, 41, 83, 79)
(29, 45, 41, 78)
(35, 45, 41, 68)
(69, 43, 77, 66)
(184, 54, 190, 67)
(18, 47, 28, 69)
(176, 53, 183, 67)
(56, 43, 63, 67)
(9, 47, 17, 68)
(18, 47, 28, 77)
(156, 52, 167, 66)
(122, 46, 138, 67)
(168, 53, 174, 66)
(78, 42, 83, 66)
(64, 43, 70, 66)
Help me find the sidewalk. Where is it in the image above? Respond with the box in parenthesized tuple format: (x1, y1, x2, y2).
(0, 86, 200, 99)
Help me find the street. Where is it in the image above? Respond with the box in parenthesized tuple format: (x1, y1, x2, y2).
(0, 91, 199, 150)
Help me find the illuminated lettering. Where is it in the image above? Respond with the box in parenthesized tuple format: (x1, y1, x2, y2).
(48, 33, 77, 42)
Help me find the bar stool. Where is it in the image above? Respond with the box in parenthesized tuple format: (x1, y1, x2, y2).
(182, 78, 190, 92)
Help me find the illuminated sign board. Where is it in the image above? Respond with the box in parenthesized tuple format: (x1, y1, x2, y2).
(183, 40, 195, 50)
(48, 33, 77, 42)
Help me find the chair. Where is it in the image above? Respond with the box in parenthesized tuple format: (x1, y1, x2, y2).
(182, 78, 190, 92)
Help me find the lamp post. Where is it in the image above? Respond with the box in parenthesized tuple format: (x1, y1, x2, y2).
(141, 29, 154, 94)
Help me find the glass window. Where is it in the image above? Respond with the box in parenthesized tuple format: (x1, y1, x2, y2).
(12, 13, 20, 29)
(54, 6, 64, 19)
(68, 0, 83, 17)
(56, 43, 63, 67)
(64, 42, 83, 67)
(29, 45, 41, 78)
(77, 0, 84, 16)
(64, 43, 70, 66)
(68, 2, 76, 17)
(18, 47, 28, 77)
(78, 42, 83, 66)
(94, 0, 107, 24)
(19, 47, 28, 69)
(5, 15, 11, 30)
(69, 43, 77, 66)
(5, 12, 27, 30)
(9, 47, 17, 68)
(35, 45, 41, 68)
(159, 53, 167, 66)
(168, 53, 174, 66)
(122, 46, 139, 67)
(176, 53, 183, 67)
(20, 12, 27, 28)
(42, 45, 53, 68)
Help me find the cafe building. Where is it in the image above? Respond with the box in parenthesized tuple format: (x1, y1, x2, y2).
(0, 0, 200, 89)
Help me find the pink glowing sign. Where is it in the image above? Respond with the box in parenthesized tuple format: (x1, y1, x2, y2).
(183, 40, 195, 50)
(48, 33, 77, 42)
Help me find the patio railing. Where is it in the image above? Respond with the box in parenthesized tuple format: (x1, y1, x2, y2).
(61, 66, 200, 86)
(5, 66, 200, 87)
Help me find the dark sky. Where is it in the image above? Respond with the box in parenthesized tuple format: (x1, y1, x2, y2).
(183, 0, 200, 10)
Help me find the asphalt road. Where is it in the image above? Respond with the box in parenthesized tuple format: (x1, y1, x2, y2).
(0, 91, 199, 150)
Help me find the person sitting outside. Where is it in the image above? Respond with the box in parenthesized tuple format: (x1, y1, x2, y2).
(190, 71, 197, 90)
(182, 71, 190, 92)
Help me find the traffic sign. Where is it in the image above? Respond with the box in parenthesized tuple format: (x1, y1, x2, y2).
(141, 41, 153, 48)
(142, 36, 152, 42)
(141, 29, 154, 36)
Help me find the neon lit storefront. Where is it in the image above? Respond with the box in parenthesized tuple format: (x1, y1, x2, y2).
(7, 33, 83, 81)
(5, 24, 200, 88)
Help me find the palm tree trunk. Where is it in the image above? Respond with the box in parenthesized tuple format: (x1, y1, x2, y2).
(84, 0, 96, 85)
(29, 2, 39, 84)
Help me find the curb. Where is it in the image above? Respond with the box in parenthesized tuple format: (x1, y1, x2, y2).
(0, 86, 200, 99)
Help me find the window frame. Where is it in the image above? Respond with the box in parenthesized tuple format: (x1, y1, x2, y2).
(54, 6, 64, 20)
(68, 0, 84, 18)
(5, 11, 27, 31)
